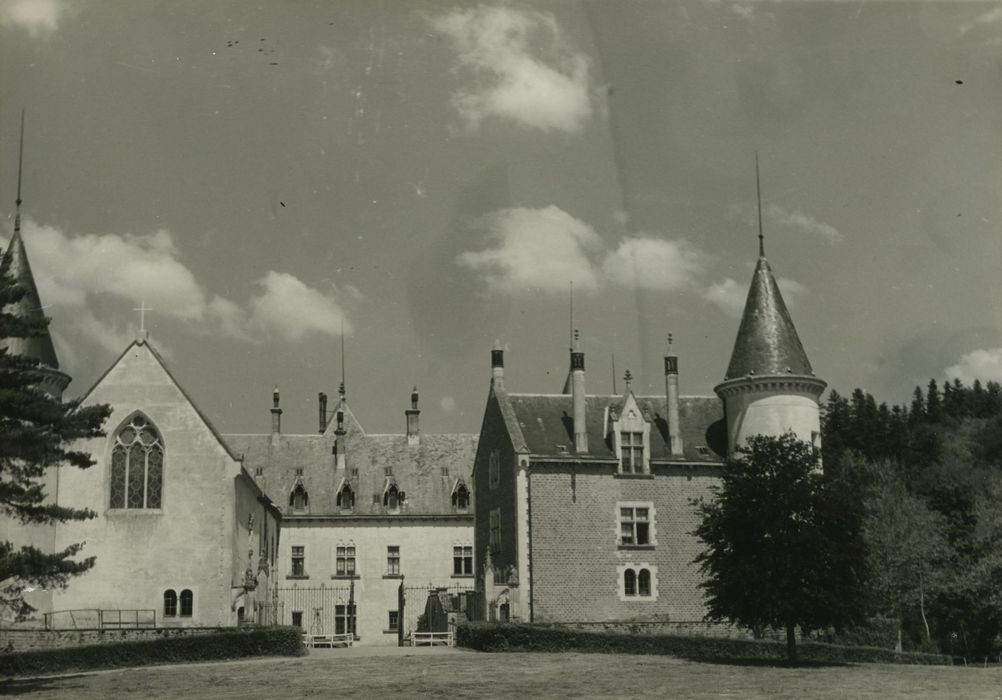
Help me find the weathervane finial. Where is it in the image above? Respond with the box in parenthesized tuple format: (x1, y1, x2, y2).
(755, 151, 765, 258)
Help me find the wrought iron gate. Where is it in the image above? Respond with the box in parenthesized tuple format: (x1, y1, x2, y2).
(275, 583, 354, 636)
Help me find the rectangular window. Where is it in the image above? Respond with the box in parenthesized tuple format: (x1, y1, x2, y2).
(453, 545, 473, 575)
(387, 546, 400, 575)
(620, 431, 644, 473)
(488, 450, 500, 489)
(387, 610, 399, 631)
(291, 611, 303, 628)
(291, 546, 305, 577)
(334, 604, 356, 636)
(489, 509, 501, 554)
(336, 545, 356, 576)
(619, 507, 650, 546)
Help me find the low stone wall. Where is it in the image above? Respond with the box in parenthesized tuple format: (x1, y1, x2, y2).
(0, 626, 232, 653)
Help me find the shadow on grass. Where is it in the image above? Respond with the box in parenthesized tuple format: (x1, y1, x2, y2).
(0, 674, 89, 696)
(674, 655, 850, 669)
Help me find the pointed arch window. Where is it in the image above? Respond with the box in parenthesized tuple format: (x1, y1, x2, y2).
(383, 482, 403, 510)
(451, 481, 470, 511)
(289, 483, 309, 511)
(336, 482, 354, 510)
(110, 414, 164, 509)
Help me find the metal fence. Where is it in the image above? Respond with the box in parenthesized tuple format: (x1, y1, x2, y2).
(400, 583, 475, 641)
(44, 609, 156, 630)
(273, 584, 353, 636)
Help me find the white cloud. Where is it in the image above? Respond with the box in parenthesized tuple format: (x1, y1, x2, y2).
(602, 236, 704, 291)
(766, 203, 844, 244)
(945, 348, 1002, 384)
(8, 219, 352, 349)
(704, 275, 807, 317)
(430, 5, 592, 133)
(0, 0, 63, 36)
(247, 271, 351, 342)
(961, 7, 1002, 35)
(457, 206, 603, 293)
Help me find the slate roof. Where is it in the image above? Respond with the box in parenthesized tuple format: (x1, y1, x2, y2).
(224, 416, 478, 517)
(0, 229, 60, 369)
(499, 392, 726, 463)
(724, 256, 814, 380)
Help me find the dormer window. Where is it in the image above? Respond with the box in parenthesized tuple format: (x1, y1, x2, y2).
(289, 483, 309, 511)
(620, 431, 644, 473)
(383, 482, 404, 511)
(611, 394, 651, 475)
(451, 481, 470, 511)
(336, 482, 354, 510)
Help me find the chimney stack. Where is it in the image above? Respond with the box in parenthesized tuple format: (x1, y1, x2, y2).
(491, 340, 504, 390)
(665, 350, 684, 458)
(406, 386, 420, 446)
(571, 331, 588, 453)
(270, 386, 282, 440)
(318, 392, 328, 434)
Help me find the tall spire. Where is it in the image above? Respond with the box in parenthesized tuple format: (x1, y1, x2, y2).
(338, 318, 346, 400)
(1, 111, 66, 389)
(755, 151, 765, 258)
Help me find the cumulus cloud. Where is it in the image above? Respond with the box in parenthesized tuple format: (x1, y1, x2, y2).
(704, 276, 807, 317)
(247, 271, 351, 342)
(430, 5, 592, 133)
(7, 219, 352, 349)
(457, 206, 711, 296)
(457, 206, 603, 293)
(0, 0, 64, 36)
(602, 237, 704, 292)
(766, 204, 844, 244)
(945, 348, 1002, 384)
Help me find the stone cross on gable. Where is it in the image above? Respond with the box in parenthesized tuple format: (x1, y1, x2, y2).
(133, 301, 152, 341)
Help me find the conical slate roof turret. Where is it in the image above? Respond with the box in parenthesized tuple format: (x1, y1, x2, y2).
(723, 256, 813, 380)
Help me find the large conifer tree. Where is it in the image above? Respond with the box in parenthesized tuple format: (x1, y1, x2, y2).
(0, 263, 110, 620)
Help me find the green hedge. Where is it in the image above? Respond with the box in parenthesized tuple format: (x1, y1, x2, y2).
(0, 626, 305, 677)
(456, 623, 951, 666)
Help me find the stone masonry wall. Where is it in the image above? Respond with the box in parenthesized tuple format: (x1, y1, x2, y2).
(0, 627, 229, 653)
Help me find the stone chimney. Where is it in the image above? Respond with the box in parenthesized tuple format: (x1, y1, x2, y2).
(318, 392, 328, 434)
(571, 331, 587, 453)
(491, 340, 504, 390)
(664, 352, 684, 458)
(270, 386, 282, 442)
(406, 386, 420, 446)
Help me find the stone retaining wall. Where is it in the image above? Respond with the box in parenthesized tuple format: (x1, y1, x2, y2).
(0, 626, 231, 653)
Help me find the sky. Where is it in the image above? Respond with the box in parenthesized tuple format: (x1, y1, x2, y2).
(1, 0, 1000, 436)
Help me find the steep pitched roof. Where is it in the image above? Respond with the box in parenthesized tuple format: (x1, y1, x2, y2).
(224, 430, 478, 517)
(499, 393, 726, 463)
(724, 256, 814, 380)
(0, 229, 59, 369)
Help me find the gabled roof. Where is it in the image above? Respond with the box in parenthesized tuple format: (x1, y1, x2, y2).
(0, 229, 59, 369)
(497, 392, 726, 463)
(724, 256, 814, 380)
(80, 338, 241, 462)
(224, 430, 479, 517)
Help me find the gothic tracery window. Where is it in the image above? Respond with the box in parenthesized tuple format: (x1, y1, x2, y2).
(110, 414, 164, 509)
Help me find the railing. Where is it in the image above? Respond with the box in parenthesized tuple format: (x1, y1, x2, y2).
(44, 609, 157, 630)
(410, 631, 454, 647)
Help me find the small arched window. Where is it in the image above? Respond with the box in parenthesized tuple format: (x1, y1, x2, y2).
(289, 483, 309, 510)
(163, 589, 177, 617)
(384, 483, 399, 509)
(452, 483, 470, 511)
(180, 589, 193, 617)
(336, 482, 354, 509)
(110, 414, 164, 509)
(638, 569, 651, 597)
(624, 569, 637, 597)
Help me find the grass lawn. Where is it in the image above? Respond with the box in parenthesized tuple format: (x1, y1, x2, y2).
(2, 648, 1000, 699)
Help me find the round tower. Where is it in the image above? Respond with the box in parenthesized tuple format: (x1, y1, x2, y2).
(714, 255, 825, 454)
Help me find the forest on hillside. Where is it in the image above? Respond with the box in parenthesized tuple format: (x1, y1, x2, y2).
(822, 378, 1002, 657)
